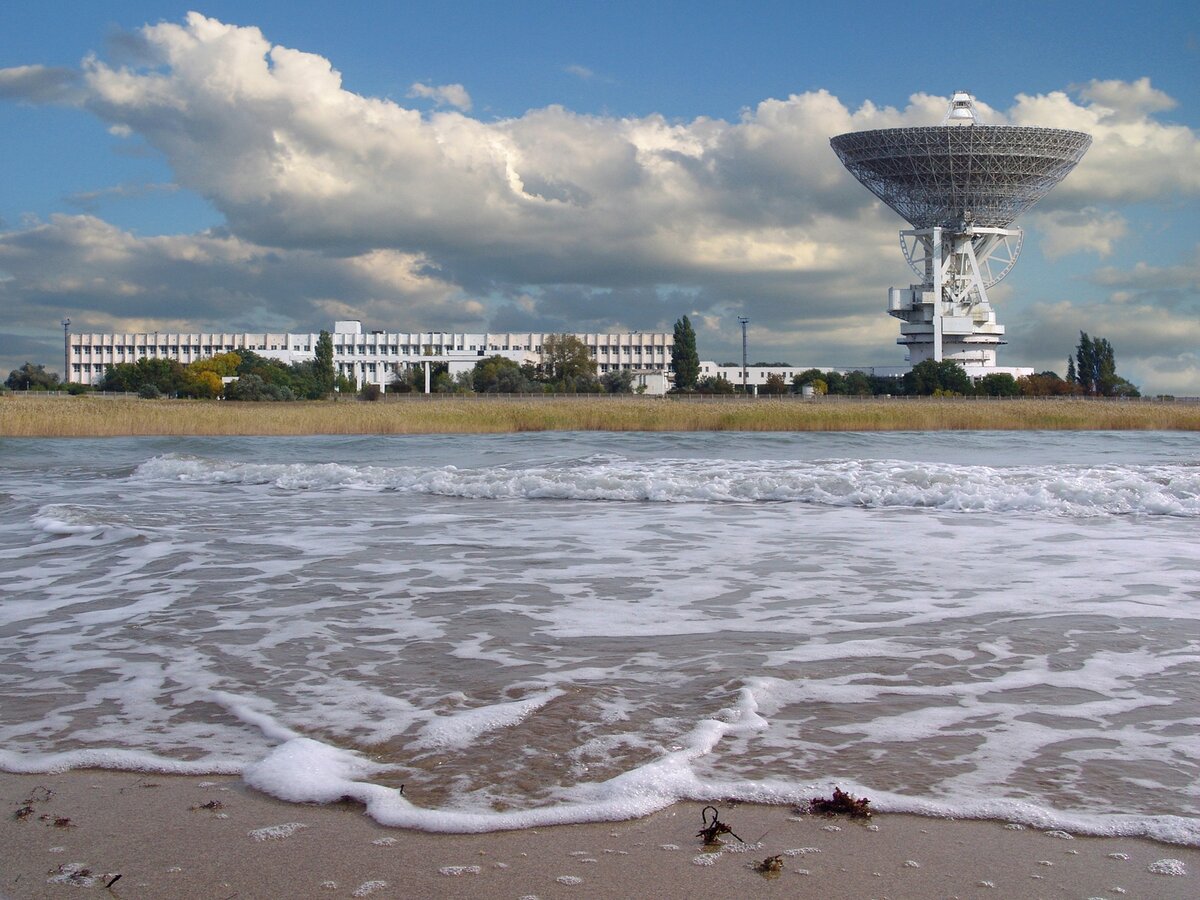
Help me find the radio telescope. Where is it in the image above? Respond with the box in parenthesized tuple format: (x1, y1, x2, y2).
(830, 92, 1091, 371)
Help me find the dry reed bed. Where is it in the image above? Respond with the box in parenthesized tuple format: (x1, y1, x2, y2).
(3, 395, 1199, 437)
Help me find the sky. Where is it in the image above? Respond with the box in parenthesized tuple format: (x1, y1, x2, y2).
(2, 1, 1198, 394)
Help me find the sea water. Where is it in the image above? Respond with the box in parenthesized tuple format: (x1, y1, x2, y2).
(1, 431, 1197, 843)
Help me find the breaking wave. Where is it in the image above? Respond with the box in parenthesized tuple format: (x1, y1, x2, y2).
(31, 504, 147, 540)
(132, 454, 1200, 517)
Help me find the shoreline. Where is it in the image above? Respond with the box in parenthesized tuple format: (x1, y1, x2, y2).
(4, 395, 1200, 436)
(2, 771, 1195, 898)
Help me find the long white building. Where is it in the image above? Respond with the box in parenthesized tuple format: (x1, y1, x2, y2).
(64, 320, 674, 390)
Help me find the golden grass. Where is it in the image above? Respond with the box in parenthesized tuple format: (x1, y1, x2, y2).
(3, 394, 1199, 437)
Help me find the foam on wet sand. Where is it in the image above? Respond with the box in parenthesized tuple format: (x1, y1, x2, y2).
(2, 770, 1197, 899)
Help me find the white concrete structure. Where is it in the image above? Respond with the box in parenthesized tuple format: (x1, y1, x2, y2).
(64, 320, 674, 392)
(697, 362, 914, 393)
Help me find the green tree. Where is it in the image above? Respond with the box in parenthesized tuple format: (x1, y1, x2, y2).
(790, 368, 824, 393)
(843, 371, 872, 396)
(99, 358, 186, 395)
(1018, 372, 1079, 397)
(432, 368, 460, 393)
(822, 371, 847, 395)
(867, 374, 903, 396)
(600, 369, 635, 394)
(696, 374, 735, 394)
(904, 359, 971, 396)
(1074, 332, 1101, 394)
(313, 330, 335, 396)
(225, 373, 295, 401)
(761, 372, 788, 395)
(391, 362, 448, 393)
(670, 316, 700, 391)
(554, 373, 602, 394)
(389, 366, 418, 393)
(6, 362, 61, 391)
(1073, 332, 1138, 397)
(540, 334, 596, 384)
(976, 372, 1020, 397)
(472, 356, 537, 393)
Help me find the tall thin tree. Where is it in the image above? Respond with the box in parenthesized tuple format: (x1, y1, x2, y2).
(314, 330, 335, 396)
(671, 316, 700, 391)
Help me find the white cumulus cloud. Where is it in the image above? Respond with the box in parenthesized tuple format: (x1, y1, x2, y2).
(407, 81, 472, 111)
(1028, 208, 1130, 259)
(1, 13, 1198, 392)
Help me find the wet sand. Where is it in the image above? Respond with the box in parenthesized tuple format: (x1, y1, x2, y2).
(1, 771, 1195, 898)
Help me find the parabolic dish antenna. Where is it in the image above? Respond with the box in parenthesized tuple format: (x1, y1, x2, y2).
(830, 92, 1091, 372)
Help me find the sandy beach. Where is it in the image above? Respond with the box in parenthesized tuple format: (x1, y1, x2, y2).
(1, 771, 1195, 899)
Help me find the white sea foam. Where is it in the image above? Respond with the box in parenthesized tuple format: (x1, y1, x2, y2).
(2, 433, 1198, 846)
(32, 504, 144, 541)
(1147, 858, 1187, 876)
(248, 822, 308, 841)
(131, 453, 1200, 517)
(411, 689, 564, 750)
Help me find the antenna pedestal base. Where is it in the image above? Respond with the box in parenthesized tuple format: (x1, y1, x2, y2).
(888, 225, 1021, 367)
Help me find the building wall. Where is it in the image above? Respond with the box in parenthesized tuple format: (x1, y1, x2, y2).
(697, 361, 1031, 390)
(697, 362, 908, 389)
(65, 321, 675, 392)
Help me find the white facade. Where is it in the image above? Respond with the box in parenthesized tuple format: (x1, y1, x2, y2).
(64, 321, 674, 392)
(696, 362, 912, 391)
(695, 361, 1029, 390)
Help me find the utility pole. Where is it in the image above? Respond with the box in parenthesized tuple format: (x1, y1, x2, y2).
(738, 316, 749, 394)
(62, 319, 71, 384)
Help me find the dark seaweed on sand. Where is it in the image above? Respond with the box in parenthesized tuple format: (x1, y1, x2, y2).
(808, 787, 872, 819)
(696, 805, 744, 844)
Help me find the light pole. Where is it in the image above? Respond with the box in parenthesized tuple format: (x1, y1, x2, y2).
(738, 316, 749, 394)
(62, 319, 71, 384)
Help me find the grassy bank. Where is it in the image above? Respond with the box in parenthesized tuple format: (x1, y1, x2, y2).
(3, 394, 1199, 436)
